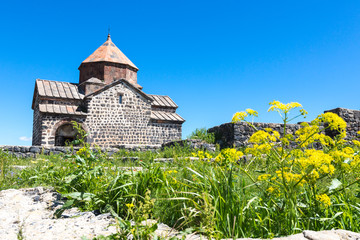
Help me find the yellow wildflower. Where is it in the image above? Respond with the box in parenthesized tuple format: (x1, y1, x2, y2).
(126, 203, 134, 208)
(342, 147, 354, 155)
(257, 174, 271, 181)
(295, 123, 321, 146)
(215, 148, 243, 164)
(329, 150, 353, 163)
(317, 112, 347, 139)
(300, 109, 308, 117)
(232, 111, 248, 123)
(249, 130, 278, 143)
(165, 170, 178, 175)
(352, 140, 360, 147)
(266, 187, 276, 193)
(246, 108, 258, 117)
(268, 100, 303, 114)
(316, 194, 331, 207)
(275, 170, 304, 185)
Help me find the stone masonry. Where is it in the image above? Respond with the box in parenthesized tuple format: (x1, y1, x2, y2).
(209, 108, 360, 148)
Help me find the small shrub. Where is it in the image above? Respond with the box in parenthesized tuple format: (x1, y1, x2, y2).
(188, 128, 215, 144)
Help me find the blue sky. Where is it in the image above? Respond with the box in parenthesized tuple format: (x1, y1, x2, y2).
(1, 1, 360, 146)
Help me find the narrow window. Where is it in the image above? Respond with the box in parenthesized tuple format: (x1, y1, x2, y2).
(119, 95, 123, 104)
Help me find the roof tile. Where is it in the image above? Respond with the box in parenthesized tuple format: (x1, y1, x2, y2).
(81, 34, 138, 70)
(38, 104, 86, 116)
(150, 111, 185, 123)
(36, 79, 83, 100)
(148, 94, 178, 108)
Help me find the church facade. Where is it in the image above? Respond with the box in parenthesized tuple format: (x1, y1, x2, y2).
(31, 35, 185, 148)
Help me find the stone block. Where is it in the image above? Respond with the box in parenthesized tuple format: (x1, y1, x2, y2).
(30, 147, 41, 153)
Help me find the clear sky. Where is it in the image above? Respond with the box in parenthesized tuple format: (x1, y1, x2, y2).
(1, 0, 360, 146)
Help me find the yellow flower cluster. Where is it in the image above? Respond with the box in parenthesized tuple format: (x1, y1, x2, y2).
(245, 129, 280, 155)
(352, 140, 360, 147)
(295, 123, 320, 146)
(297, 149, 334, 176)
(246, 108, 258, 117)
(126, 203, 134, 208)
(350, 155, 360, 170)
(245, 143, 272, 156)
(296, 119, 345, 147)
(215, 148, 243, 164)
(317, 112, 347, 139)
(257, 174, 271, 181)
(266, 187, 276, 193)
(316, 194, 331, 207)
(249, 129, 280, 144)
(232, 111, 248, 123)
(232, 109, 258, 123)
(165, 170, 178, 175)
(76, 147, 90, 158)
(329, 149, 353, 164)
(268, 100, 303, 114)
(192, 151, 213, 160)
(275, 170, 304, 186)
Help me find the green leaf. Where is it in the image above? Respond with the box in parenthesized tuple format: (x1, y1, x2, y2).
(329, 179, 342, 192)
(54, 199, 75, 218)
(186, 167, 204, 178)
(64, 174, 77, 184)
(63, 192, 95, 201)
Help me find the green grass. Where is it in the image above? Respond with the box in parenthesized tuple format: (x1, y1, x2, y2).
(1, 142, 360, 239)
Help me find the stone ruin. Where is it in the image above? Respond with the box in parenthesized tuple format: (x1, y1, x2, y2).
(208, 108, 360, 148)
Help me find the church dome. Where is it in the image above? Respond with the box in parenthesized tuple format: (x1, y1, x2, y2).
(81, 34, 138, 70)
(79, 34, 140, 88)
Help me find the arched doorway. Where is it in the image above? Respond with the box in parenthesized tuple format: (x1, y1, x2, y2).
(55, 123, 84, 146)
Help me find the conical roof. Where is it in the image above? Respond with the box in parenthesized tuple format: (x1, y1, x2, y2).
(81, 34, 138, 70)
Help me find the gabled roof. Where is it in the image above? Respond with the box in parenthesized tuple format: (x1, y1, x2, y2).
(32, 79, 84, 109)
(39, 104, 87, 116)
(85, 78, 153, 102)
(81, 34, 138, 70)
(148, 94, 178, 108)
(35, 79, 84, 100)
(151, 111, 185, 123)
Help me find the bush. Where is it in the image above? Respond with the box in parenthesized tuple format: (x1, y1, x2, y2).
(188, 128, 215, 144)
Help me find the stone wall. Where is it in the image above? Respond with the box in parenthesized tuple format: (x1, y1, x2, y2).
(39, 115, 86, 146)
(209, 108, 360, 148)
(149, 122, 182, 144)
(324, 108, 360, 139)
(209, 122, 301, 148)
(85, 82, 151, 147)
(84, 82, 182, 147)
(0, 144, 161, 158)
(32, 93, 42, 146)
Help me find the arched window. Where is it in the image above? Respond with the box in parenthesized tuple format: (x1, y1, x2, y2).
(55, 123, 84, 146)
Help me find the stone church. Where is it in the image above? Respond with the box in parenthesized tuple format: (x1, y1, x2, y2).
(31, 35, 185, 148)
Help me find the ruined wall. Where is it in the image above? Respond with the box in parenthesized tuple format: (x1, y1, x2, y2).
(325, 108, 360, 140)
(209, 122, 301, 148)
(0, 145, 122, 158)
(209, 108, 360, 148)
